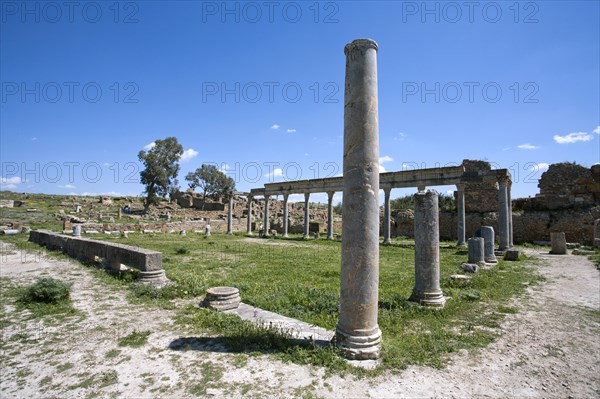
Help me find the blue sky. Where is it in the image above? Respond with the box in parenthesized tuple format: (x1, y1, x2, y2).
(1, 1, 599, 204)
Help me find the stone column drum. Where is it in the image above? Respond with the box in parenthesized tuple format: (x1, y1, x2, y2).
(550, 232, 567, 254)
(327, 191, 335, 240)
(497, 178, 510, 252)
(246, 196, 253, 235)
(467, 237, 485, 265)
(456, 185, 466, 246)
(508, 182, 514, 247)
(303, 193, 310, 239)
(227, 196, 233, 235)
(409, 190, 446, 307)
(481, 226, 497, 263)
(282, 193, 289, 238)
(383, 187, 391, 245)
(263, 196, 270, 237)
(336, 38, 382, 360)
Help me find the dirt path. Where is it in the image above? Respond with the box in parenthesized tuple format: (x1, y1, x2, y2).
(0, 244, 598, 398)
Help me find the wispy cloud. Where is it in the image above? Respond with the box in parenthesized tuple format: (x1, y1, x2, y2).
(379, 155, 394, 164)
(517, 143, 540, 150)
(31, 137, 37, 141)
(181, 148, 199, 162)
(553, 132, 593, 144)
(593, 126, 600, 135)
(143, 142, 156, 150)
(0, 176, 24, 190)
(287, 128, 296, 133)
(264, 168, 284, 180)
(59, 184, 76, 189)
(393, 132, 406, 141)
(271, 124, 280, 130)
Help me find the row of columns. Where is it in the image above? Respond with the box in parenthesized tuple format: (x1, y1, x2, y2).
(243, 191, 337, 240)
(236, 180, 510, 250)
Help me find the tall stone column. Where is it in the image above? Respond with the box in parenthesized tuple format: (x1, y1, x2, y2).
(336, 38, 382, 360)
(508, 181, 514, 247)
(303, 192, 310, 239)
(456, 184, 466, 246)
(246, 196, 253, 235)
(327, 191, 335, 240)
(263, 195, 270, 237)
(498, 178, 510, 251)
(383, 187, 391, 244)
(282, 193, 289, 238)
(409, 190, 445, 307)
(227, 196, 233, 235)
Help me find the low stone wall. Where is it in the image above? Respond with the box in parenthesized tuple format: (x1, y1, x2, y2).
(388, 207, 600, 245)
(28, 230, 168, 286)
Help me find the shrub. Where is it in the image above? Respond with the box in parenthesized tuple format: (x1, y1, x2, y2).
(20, 278, 72, 304)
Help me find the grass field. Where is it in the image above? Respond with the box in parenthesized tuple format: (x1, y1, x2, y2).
(1, 230, 545, 374)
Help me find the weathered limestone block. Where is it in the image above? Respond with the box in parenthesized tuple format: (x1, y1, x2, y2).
(550, 232, 567, 254)
(409, 190, 446, 308)
(503, 249, 520, 261)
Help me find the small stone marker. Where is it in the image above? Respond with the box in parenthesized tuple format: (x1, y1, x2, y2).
(179, 230, 186, 236)
(480, 226, 497, 263)
(205, 225, 211, 237)
(504, 249, 520, 261)
(460, 263, 478, 273)
(550, 232, 567, 254)
(201, 287, 241, 311)
(72, 225, 81, 237)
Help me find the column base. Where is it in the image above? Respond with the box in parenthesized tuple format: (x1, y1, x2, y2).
(484, 255, 498, 263)
(136, 270, 171, 287)
(409, 290, 446, 308)
(456, 241, 467, 247)
(334, 326, 381, 360)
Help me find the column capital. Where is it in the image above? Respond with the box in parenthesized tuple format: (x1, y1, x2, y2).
(456, 183, 465, 191)
(497, 175, 510, 185)
(304, 192, 310, 200)
(345, 38, 378, 55)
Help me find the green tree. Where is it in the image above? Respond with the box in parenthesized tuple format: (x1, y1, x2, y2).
(185, 164, 235, 210)
(138, 137, 183, 211)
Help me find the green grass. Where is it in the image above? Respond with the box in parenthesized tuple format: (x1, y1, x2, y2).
(118, 330, 151, 348)
(4, 231, 544, 373)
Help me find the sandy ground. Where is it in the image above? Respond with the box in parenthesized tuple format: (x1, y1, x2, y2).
(0, 243, 598, 398)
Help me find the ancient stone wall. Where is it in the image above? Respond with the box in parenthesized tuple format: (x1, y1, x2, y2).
(462, 160, 499, 213)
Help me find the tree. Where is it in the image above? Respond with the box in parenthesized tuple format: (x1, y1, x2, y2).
(185, 164, 235, 210)
(138, 137, 183, 211)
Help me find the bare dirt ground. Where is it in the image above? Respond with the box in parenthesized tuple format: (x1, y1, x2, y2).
(0, 244, 598, 398)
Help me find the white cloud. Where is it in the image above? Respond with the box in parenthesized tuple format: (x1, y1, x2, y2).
(287, 128, 296, 133)
(530, 162, 549, 171)
(181, 148, 199, 162)
(379, 155, 394, 164)
(553, 132, 593, 144)
(143, 142, 156, 150)
(517, 143, 540, 150)
(219, 163, 230, 173)
(0, 177, 22, 185)
(2, 184, 17, 190)
(393, 132, 406, 141)
(593, 126, 600, 135)
(271, 124, 280, 130)
(59, 184, 76, 189)
(379, 165, 386, 173)
(264, 168, 284, 179)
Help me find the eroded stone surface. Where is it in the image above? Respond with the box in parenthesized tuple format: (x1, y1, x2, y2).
(550, 232, 567, 254)
(201, 286, 241, 311)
